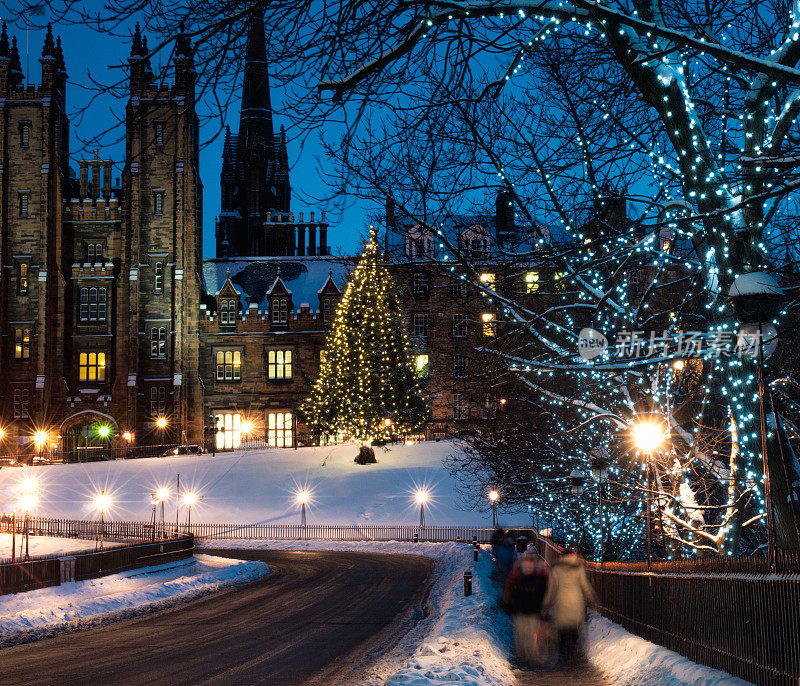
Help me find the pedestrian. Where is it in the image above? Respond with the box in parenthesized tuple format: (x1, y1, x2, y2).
(491, 527, 515, 580)
(503, 551, 552, 665)
(541, 549, 597, 667)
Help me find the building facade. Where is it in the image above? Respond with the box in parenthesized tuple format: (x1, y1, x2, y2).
(0, 17, 540, 459)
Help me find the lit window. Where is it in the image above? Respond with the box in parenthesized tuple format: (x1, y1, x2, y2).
(479, 273, 495, 296)
(268, 350, 292, 379)
(482, 313, 496, 337)
(19, 193, 29, 217)
(79, 351, 106, 382)
(452, 314, 468, 338)
(18, 263, 28, 294)
(413, 313, 429, 339)
(13, 388, 29, 418)
(416, 354, 429, 377)
(553, 271, 567, 291)
(525, 271, 539, 293)
(150, 386, 166, 415)
(216, 350, 242, 381)
(272, 298, 288, 324)
(454, 355, 468, 378)
(150, 326, 167, 358)
(154, 262, 163, 293)
(215, 412, 242, 450)
(14, 328, 30, 359)
(268, 412, 293, 447)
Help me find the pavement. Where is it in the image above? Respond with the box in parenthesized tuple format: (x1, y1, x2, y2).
(0, 549, 435, 685)
(513, 665, 612, 685)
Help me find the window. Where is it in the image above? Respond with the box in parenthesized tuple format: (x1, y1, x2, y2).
(268, 412, 293, 447)
(154, 263, 163, 293)
(413, 313, 429, 339)
(79, 287, 107, 322)
(451, 281, 467, 298)
(322, 299, 333, 324)
(215, 412, 242, 450)
(216, 350, 242, 381)
(150, 326, 167, 358)
(412, 273, 430, 297)
(13, 389, 29, 418)
(525, 271, 540, 294)
(268, 350, 293, 379)
(18, 263, 28, 294)
(272, 298, 288, 325)
(454, 355, 468, 378)
(14, 328, 31, 359)
(415, 354, 430, 378)
(405, 233, 434, 259)
(219, 298, 237, 325)
(482, 313, 496, 337)
(453, 314, 467, 338)
(155, 122, 164, 146)
(453, 394, 468, 420)
(154, 192, 164, 215)
(479, 273, 495, 295)
(481, 396, 497, 420)
(86, 243, 103, 263)
(19, 193, 29, 217)
(79, 352, 106, 382)
(20, 122, 31, 148)
(150, 386, 166, 415)
(553, 271, 567, 291)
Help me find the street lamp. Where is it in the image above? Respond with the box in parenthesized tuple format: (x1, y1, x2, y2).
(182, 492, 199, 529)
(297, 490, 310, 527)
(590, 447, 611, 564)
(631, 418, 667, 567)
(488, 490, 499, 527)
(33, 429, 49, 463)
(92, 491, 112, 550)
(18, 477, 39, 561)
(415, 489, 429, 529)
(151, 487, 170, 540)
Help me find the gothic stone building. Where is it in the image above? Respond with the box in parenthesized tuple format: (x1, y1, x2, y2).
(0, 17, 537, 459)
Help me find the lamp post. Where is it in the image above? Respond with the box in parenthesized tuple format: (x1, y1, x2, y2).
(183, 492, 199, 529)
(33, 429, 48, 465)
(93, 491, 111, 551)
(18, 477, 39, 561)
(631, 419, 667, 567)
(729, 272, 784, 565)
(415, 489, 429, 529)
(297, 490, 310, 527)
(488, 490, 499, 527)
(590, 448, 610, 564)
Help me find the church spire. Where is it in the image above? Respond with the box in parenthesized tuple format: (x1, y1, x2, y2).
(239, 9, 274, 148)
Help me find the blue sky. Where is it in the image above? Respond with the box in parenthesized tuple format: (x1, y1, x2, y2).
(9, 20, 370, 258)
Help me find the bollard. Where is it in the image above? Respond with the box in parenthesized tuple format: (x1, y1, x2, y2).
(473, 541, 479, 561)
(456, 535, 461, 543)
(472, 535, 477, 544)
(413, 533, 419, 543)
(464, 570, 472, 596)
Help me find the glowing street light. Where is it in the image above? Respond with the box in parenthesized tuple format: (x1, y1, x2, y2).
(488, 490, 500, 527)
(122, 431, 133, 442)
(631, 419, 667, 567)
(240, 420, 254, 437)
(155, 417, 168, 430)
(415, 489, 429, 528)
(183, 492, 199, 528)
(92, 491, 112, 551)
(296, 489, 311, 527)
(97, 424, 111, 439)
(33, 430, 49, 451)
(0, 426, 6, 441)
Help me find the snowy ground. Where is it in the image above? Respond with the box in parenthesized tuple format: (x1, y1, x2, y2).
(203, 539, 752, 686)
(0, 441, 528, 526)
(0, 554, 269, 648)
(0, 533, 123, 562)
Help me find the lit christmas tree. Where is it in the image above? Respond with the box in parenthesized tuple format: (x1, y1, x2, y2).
(300, 228, 429, 463)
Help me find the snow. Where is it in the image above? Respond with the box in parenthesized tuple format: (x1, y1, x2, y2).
(586, 614, 752, 685)
(0, 442, 524, 526)
(0, 534, 123, 562)
(0, 554, 269, 648)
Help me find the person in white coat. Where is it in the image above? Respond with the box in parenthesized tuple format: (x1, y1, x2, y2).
(541, 549, 597, 666)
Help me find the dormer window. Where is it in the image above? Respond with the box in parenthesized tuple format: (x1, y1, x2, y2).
(272, 298, 288, 325)
(20, 122, 31, 149)
(405, 230, 435, 259)
(219, 298, 237, 325)
(322, 299, 333, 324)
(86, 242, 103, 263)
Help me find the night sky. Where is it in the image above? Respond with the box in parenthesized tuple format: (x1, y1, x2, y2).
(7, 19, 370, 258)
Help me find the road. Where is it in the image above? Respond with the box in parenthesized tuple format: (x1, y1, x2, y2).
(1, 549, 435, 686)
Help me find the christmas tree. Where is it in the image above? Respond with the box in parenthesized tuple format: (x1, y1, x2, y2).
(300, 228, 429, 463)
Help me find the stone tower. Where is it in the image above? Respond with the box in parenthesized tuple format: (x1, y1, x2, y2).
(215, 10, 292, 257)
(120, 24, 204, 444)
(0, 23, 70, 438)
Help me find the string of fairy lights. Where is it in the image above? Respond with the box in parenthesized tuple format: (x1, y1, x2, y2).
(300, 228, 429, 446)
(387, 3, 800, 558)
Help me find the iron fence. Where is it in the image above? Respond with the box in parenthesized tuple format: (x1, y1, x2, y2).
(3, 517, 182, 542)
